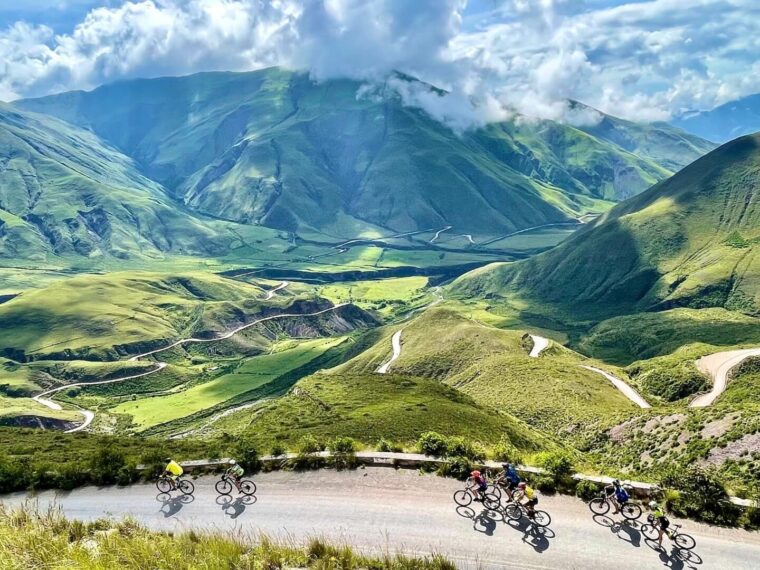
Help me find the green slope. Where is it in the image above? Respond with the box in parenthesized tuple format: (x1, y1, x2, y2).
(453, 133, 760, 321)
(17, 68, 713, 242)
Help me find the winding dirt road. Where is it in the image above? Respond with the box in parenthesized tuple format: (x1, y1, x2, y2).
(690, 348, 760, 407)
(581, 366, 651, 409)
(34, 304, 348, 432)
(264, 281, 289, 300)
(4, 467, 758, 569)
(376, 330, 403, 374)
(528, 335, 549, 357)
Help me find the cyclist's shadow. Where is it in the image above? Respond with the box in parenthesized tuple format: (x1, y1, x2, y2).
(506, 516, 554, 553)
(644, 539, 703, 570)
(593, 515, 643, 548)
(156, 492, 194, 518)
(473, 509, 498, 536)
(216, 494, 257, 519)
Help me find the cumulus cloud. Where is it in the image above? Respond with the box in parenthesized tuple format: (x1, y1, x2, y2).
(0, 0, 759, 127)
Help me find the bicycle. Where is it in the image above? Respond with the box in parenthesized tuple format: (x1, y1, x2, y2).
(156, 475, 195, 495)
(215, 473, 257, 496)
(504, 501, 551, 528)
(588, 491, 642, 520)
(453, 482, 500, 510)
(642, 518, 696, 550)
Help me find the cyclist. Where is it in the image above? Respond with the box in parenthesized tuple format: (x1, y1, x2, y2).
(604, 479, 631, 514)
(495, 462, 521, 500)
(649, 501, 670, 548)
(226, 459, 246, 493)
(515, 481, 538, 517)
(467, 470, 488, 502)
(163, 458, 183, 491)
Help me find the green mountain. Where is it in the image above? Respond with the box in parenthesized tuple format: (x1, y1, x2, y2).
(16, 67, 713, 242)
(453, 133, 760, 321)
(0, 104, 266, 263)
(673, 93, 760, 143)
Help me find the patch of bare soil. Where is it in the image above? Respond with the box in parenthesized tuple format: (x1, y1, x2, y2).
(700, 414, 740, 439)
(703, 433, 760, 466)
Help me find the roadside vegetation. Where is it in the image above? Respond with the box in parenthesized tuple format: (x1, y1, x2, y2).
(0, 505, 455, 570)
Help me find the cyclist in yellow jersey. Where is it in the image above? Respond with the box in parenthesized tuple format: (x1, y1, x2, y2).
(164, 458, 183, 490)
(515, 481, 538, 517)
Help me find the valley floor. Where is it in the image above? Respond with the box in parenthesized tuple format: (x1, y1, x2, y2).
(4, 467, 759, 569)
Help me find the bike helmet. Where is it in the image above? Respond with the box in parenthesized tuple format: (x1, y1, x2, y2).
(471, 470, 481, 478)
(649, 501, 659, 509)
(165, 458, 171, 463)
(613, 479, 621, 487)
(229, 459, 236, 465)
(517, 482, 527, 490)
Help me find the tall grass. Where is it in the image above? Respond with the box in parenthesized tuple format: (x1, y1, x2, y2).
(0, 505, 455, 569)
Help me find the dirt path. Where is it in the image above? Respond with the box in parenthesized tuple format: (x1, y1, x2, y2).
(34, 305, 347, 432)
(581, 366, 652, 409)
(264, 281, 289, 300)
(690, 348, 760, 407)
(376, 330, 403, 374)
(528, 335, 549, 357)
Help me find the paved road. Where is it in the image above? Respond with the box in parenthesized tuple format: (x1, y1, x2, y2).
(529, 335, 550, 357)
(264, 281, 289, 300)
(581, 366, 652, 409)
(376, 330, 403, 374)
(691, 348, 760, 407)
(3, 468, 757, 569)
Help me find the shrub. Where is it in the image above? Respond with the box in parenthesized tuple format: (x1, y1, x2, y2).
(89, 445, 126, 486)
(377, 439, 393, 452)
(440, 456, 473, 480)
(535, 450, 575, 482)
(270, 444, 286, 458)
(446, 437, 485, 461)
(533, 476, 556, 494)
(329, 437, 357, 454)
(418, 432, 448, 457)
(234, 439, 261, 474)
(661, 465, 742, 525)
(575, 479, 599, 501)
(492, 437, 523, 464)
(298, 435, 323, 455)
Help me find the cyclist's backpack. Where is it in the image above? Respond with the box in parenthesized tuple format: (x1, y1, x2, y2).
(615, 487, 629, 502)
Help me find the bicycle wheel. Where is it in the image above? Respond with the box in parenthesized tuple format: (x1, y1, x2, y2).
(532, 510, 551, 528)
(178, 479, 195, 495)
(588, 497, 610, 515)
(453, 490, 472, 507)
(487, 484, 502, 500)
(641, 524, 659, 541)
(215, 479, 233, 495)
(505, 503, 522, 521)
(156, 478, 172, 494)
(621, 503, 642, 521)
(239, 480, 257, 496)
(674, 532, 696, 550)
(483, 493, 500, 510)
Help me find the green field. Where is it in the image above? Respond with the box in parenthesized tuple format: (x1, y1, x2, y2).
(111, 337, 346, 429)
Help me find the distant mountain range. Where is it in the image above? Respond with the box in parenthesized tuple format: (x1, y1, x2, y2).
(453, 132, 760, 320)
(672, 93, 760, 143)
(1, 67, 715, 263)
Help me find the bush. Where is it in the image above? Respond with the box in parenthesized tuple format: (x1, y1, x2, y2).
(329, 437, 356, 454)
(492, 437, 523, 464)
(533, 476, 556, 494)
(575, 479, 599, 501)
(234, 439, 261, 474)
(377, 439, 393, 452)
(446, 437, 485, 461)
(535, 450, 575, 482)
(661, 465, 742, 525)
(418, 432, 448, 457)
(298, 435, 323, 455)
(440, 456, 473, 480)
(270, 444, 286, 458)
(89, 445, 126, 486)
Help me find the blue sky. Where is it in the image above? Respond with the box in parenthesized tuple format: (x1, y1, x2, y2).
(0, 0, 758, 126)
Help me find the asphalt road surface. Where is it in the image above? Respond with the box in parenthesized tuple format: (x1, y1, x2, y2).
(691, 348, 760, 407)
(3, 467, 758, 569)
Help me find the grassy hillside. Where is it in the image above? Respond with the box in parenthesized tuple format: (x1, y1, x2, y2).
(336, 308, 639, 445)
(17, 68, 712, 244)
(0, 104, 273, 264)
(453, 134, 760, 325)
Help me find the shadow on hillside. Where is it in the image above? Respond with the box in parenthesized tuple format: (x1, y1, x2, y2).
(156, 492, 194, 518)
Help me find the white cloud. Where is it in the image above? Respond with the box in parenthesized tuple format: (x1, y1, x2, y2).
(0, 0, 759, 127)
